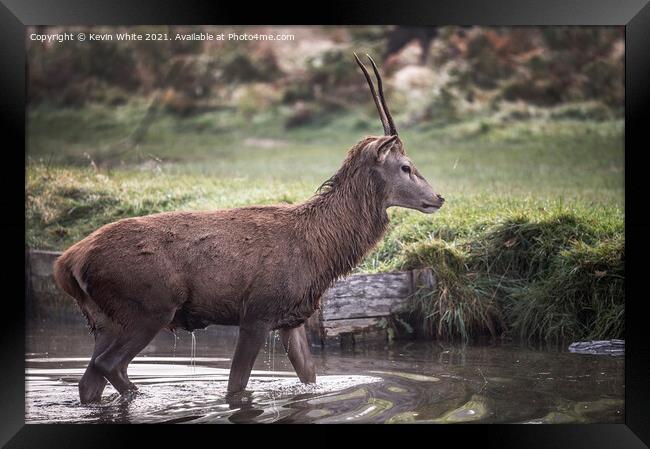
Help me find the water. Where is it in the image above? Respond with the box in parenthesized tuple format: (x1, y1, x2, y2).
(25, 321, 624, 424)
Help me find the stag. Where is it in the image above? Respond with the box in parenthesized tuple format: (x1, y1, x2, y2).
(53, 54, 445, 403)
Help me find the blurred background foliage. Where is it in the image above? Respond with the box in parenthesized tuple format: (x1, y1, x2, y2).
(27, 25, 623, 124)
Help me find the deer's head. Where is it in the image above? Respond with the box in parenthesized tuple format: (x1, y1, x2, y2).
(355, 54, 444, 214)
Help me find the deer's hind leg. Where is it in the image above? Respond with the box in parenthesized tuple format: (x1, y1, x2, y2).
(280, 324, 316, 384)
(79, 330, 112, 404)
(94, 312, 174, 395)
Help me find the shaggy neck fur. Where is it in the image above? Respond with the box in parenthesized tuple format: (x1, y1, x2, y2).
(294, 138, 391, 309)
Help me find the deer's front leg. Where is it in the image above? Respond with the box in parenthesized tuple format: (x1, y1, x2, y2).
(228, 322, 269, 393)
(280, 323, 316, 384)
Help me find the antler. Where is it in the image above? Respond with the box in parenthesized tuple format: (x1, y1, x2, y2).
(354, 53, 398, 136)
(366, 54, 397, 136)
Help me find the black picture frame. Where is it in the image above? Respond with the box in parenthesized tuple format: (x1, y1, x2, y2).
(2, 0, 649, 446)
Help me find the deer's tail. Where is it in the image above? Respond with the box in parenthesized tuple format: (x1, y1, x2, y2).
(53, 251, 85, 300)
(53, 249, 97, 333)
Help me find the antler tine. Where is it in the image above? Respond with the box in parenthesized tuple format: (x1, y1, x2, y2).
(354, 52, 391, 136)
(366, 54, 398, 136)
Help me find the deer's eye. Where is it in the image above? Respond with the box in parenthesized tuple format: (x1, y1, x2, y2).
(401, 165, 411, 174)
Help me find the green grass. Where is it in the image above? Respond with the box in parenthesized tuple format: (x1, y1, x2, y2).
(26, 103, 624, 342)
(28, 102, 623, 200)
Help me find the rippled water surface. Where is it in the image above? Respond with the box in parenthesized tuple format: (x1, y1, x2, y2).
(26, 321, 624, 424)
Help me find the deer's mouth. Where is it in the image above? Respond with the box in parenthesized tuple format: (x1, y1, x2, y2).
(421, 202, 441, 211)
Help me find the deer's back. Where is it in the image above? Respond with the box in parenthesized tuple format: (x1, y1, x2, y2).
(62, 206, 310, 327)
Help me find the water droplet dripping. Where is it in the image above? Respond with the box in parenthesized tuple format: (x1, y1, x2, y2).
(190, 331, 196, 374)
(269, 330, 279, 421)
(271, 330, 277, 378)
(266, 332, 271, 371)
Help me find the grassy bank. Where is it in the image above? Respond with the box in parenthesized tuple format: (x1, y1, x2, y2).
(26, 106, 624, 342)
(394, 206, 623, 343)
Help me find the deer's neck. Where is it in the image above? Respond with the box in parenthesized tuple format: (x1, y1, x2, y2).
(295, 173, 390, 303)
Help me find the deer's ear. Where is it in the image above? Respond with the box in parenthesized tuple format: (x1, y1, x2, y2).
(375, 135, 399, 164)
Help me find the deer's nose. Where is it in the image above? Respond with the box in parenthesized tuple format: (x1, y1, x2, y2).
(437, 194, 445, 203)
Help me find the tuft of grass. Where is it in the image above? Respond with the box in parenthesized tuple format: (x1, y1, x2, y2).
(402, 239, 503, 340)
(392, 208, 623, 342)
(505, 237, 624, 342)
